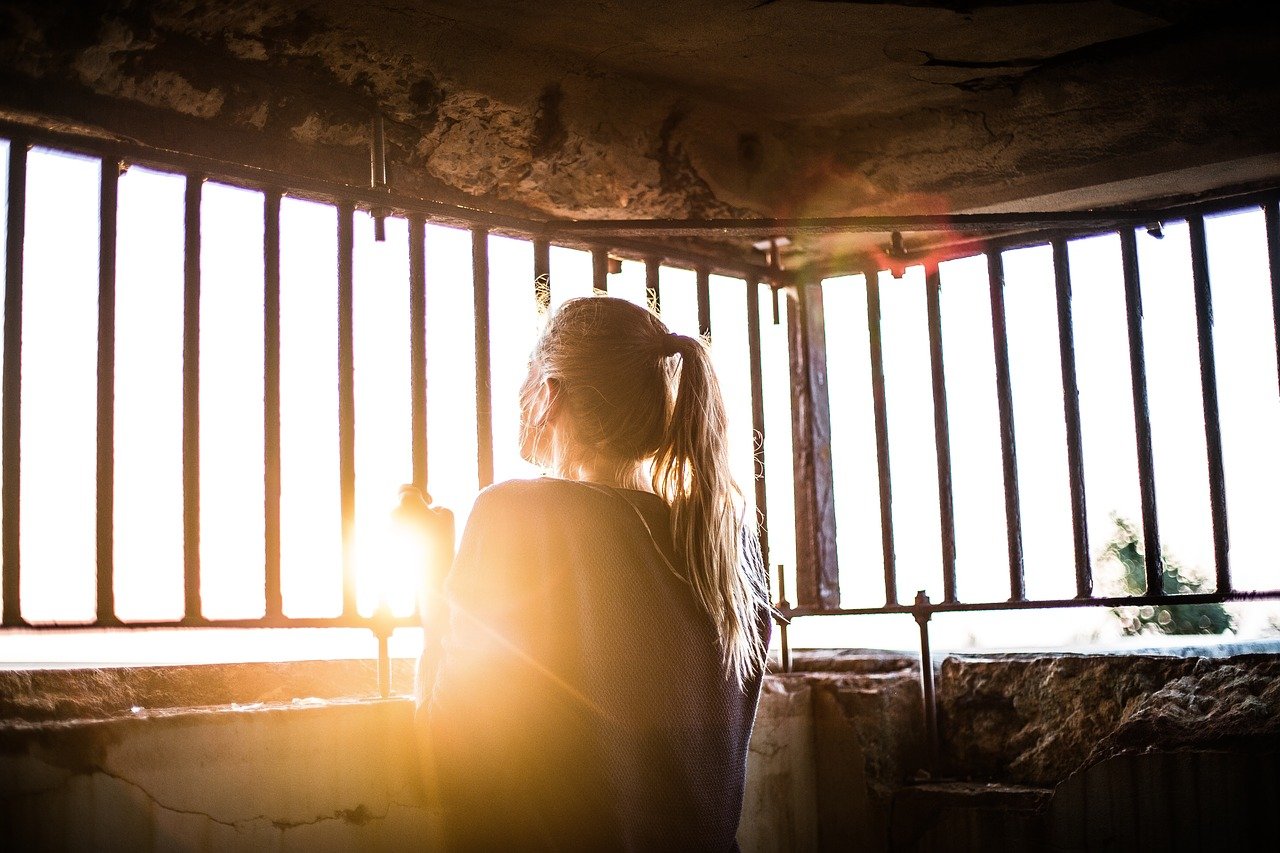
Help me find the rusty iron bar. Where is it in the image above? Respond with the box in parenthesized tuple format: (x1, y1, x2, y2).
(182, 174, 203, 621)
(263, 189, 284, 620)
(913, 590, 939, 773)
(1052, 240, 1092, 598)
(987, 250, 1026, 602)
(409, 217, 429, 492)
(592, 246, 609, 295)
(1187, 215, 1231, 595)
(337, 204, 357, 617)
(646, 257, 661, 315)
(533, 238, 551, 316)
(864, 270, 898, 606)
(472, 227, 494, 489)
(96, 158, 120, 625)
(745, 277, 770, 570)
(1267, 203, 1280, 410)
(2, 140, 25, 627)
(1119, 227, 1165, 597)
(696, 268, 712, 339)
(776, 565, 791, 674)
(924, 263, 958, 603)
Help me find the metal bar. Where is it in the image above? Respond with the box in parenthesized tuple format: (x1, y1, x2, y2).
(96, 159, 119, 625)
(913, 591, 939, 772)
(1188, 215, 1230, 594)
(776, 564, 791, 673)
(865, 270, 898, 606)
(533, 238, 551, 316)
(924, 263, 957, 603)
(646, 257, 661, 315)
(1267, 203, 1280, 405)
(472, 227, 494, 489)
(263, 189, 283, 619)
(1120, 228, 1165, 596)
(745, 278, 770, 568)
(592, 247, 609, 295)
(786, 281, 840, 608)
(2, 140, 26, 627)
(337, 204, 357, 617)
(1052, 240, 1092, 598)
(696, 267, 712, 339)
(987, 250, 1026, 601)
(182, 174, 203, 621)
(409, 217, 428, 491)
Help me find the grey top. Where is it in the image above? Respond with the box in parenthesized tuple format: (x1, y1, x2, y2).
(420, 477, 767, 852)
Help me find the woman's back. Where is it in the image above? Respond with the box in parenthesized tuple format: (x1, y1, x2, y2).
(424, 478, 767, 851)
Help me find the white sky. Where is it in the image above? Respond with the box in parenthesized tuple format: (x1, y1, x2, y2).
(0, 143, 1277, 664)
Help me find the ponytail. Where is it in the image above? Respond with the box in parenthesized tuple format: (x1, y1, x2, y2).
(652, 334, 769, 688)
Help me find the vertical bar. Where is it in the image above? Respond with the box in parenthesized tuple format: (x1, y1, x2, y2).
(472, 227, 494, 489)
(1052, 240, 1092, 598)
(592, 247, 609, 295)
(533, 237, 551, 315)
(786, 281, 840, 607)
(924, 263, 957, 603)
(1188, 215, 1230, 594)
(865, 270, 897, 606)
(776, 564, 791, 673)
(1266, 203, 1280, 405)
(2, 141, 26, 627)
(745, 277, 770, 568)
(96, 159, 119, 625)
(645, 257, 661, 315)
(1120, 227, 1164, 596)
(262, 189, 283, 620)
(409, 217, 428, 491)
(987, 250, 1026, 601)
(338, 204, 357, 617)
(913, 591, 939, 772)
(182, 174, 203, 622)
(696, 267, 712, 339)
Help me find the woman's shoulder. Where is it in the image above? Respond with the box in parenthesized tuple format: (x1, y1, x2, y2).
(472, 477, 665, 524)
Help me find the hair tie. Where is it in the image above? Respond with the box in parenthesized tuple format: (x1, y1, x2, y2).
(663, 333, 684, 356)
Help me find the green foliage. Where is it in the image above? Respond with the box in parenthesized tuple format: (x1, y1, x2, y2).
(1101, 515, 1235, 636)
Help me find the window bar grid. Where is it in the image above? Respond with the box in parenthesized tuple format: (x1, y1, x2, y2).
(592, 247, 609, 295)
(745, 277, 770, 568)
(1119, 227, 1165, 597)
(262, 189, 283, 621)
(409, 217, 428, 492)
(182, 174, 203, 623)
(646, 257, 661, 315)
(337, 203, 357, 618)
(696, 267, 712, 338)
(1188, 215, 1230, 594)
(472, 227, 494, 490)
(987, 249, 1026, 602)
(924, 263, 958, 603)
(1052, 240, 1092, 598)
(2, 140, 25, 627)
(96, 159, 120, 625)
(533, 238, 551, 316)
(865, 269, 898, 606)
(1267, 202, 1280, 399)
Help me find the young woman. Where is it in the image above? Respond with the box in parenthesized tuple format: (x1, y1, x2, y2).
(417, 295, 771, 851)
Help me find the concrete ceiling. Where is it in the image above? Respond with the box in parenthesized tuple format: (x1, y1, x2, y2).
(1, 0, 1277, 268)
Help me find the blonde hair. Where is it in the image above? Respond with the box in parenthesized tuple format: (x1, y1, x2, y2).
(520, 296, 768, 686)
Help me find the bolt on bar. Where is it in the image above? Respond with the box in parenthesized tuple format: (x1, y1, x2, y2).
(182, 174, 203, 622)
(1119, 228, 1165, 596)
(337, 203, 357, 617)
(409, 217, 429, 492)
(263, 189, 283, 621)
(986, 250, 1026, 601)
(472, 227, 494, 489)
(864, 270, 898, 606)
(96, 159, 120, 625)
(1187, 215, 1231, 594)
(745, 277, 770, 567)
(1052, 240, 1092, 598)
(2, 140, 26, 627)
(924, 263, 958, 603)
